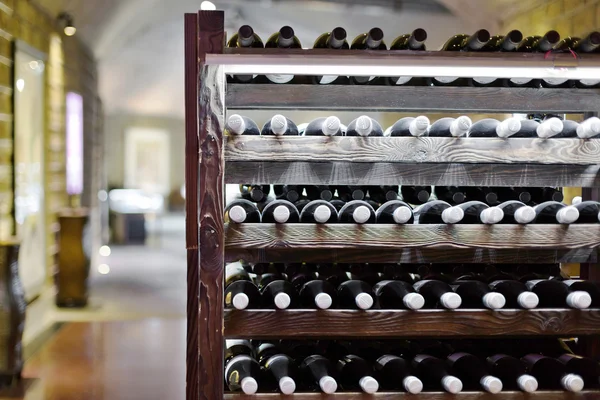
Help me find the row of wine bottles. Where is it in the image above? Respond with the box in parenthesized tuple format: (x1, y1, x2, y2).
(227, 113, 600, 138)
(242, 184, 565, 206)
(225, 197, 600, 225)
(228, 25, 600, 88)
(225, 338, 597, 394)
(225, 262, 597, 310)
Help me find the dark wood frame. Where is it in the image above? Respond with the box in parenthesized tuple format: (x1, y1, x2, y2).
(185, 10, 600, 400)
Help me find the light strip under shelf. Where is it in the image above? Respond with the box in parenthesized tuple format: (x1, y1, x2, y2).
(206, 52, 600, 80)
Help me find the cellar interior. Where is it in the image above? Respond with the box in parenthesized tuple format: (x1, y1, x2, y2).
(2, 1, 600, 400)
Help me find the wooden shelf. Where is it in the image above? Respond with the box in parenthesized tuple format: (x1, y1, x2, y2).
(227, 84, 600, 113)
(225, 224, 600, 263)
(224, 137, 600, 186)
(224, 309, 600, 338)
(224, 392, 600, 399)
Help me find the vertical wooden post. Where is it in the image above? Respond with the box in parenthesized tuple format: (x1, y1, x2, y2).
(184, 13, 200, 400)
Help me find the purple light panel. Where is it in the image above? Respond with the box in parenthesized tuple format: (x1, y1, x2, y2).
(66, 92, 83, 195)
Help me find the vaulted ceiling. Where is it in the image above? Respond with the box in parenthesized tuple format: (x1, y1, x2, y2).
(36, 0, 540, 118)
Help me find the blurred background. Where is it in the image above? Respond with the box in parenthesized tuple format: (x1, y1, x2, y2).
(0, 0, 597, 399)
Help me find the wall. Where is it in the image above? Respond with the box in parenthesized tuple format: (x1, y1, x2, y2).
(0, 0, 100, 284)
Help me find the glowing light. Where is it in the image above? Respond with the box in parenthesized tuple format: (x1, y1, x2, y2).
(16, 79, 25, 92)
(201, 1, 216, 10)
(98, 264, 110, 275)
(64, 26, 76, 36)
(99, 245, 111, 257)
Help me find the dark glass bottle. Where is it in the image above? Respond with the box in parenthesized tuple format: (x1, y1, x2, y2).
(375, 354, 423, 393)
(532, 201, 579, 224)
(239, 184, 270, 203)
(373, 280, 425, 310)
(387, 28, 428, 86)
(562, 280, 600, 307)
(375, 200, 414, 224)
(305, 185, 334, 201)
(338, 200, 376, 224)
(558, 353, 600, 388)
(447, 352, 503, 393)
(261, 200, 300, 223)
(576, 116, 600, 138)
(225, 354, 261, 394)
(312, 27, 349, 84)
(261, 279, 297, 310)
(471, 30, 522, 87)
(467, 117, 522, 138)
(413, 280, 462, 309)
(345, 115, 384, 137)
(451, 280, 506, 309)
(303, 116, 343, 136)
(487, 354, 538, 392)
(337, 354, 379, 393)
(335, 186, 366, 202)
(506, 31, 560, 87)
(428, 116, 472, 137)
(299, 279, 337, 310)
(388, 116, 430, 137)
(264, 354, 298, 394)
(434, 186, 466, 205)
(489, 280, 539, 309)
(261, 114, 299, 136)
(338, 280, 374, 310)
(350, 28, 386, 85)
(299, 355, 338, 393)
(367, 186, 398, 204)
(573, 200, 600, 223)
(274, 185, 302, 203)
(225, 199, 262, 223)
(225, 263, 261, 310)
(496, 200, 535, 224)
(300, 200, 338, 224)
(525, 279, 591, 309)
(456, 200, 504, 224)
(401, 186, 432, 205)
(264, 26, 302, 84)
(413, 200, 464, 224)
(225, 114, 260, 135)
(522, 354, 584, 392)
(226, 25, 264, 83)
(412, 354, 463, 393)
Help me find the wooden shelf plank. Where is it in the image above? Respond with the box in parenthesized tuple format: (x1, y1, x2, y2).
(225, 247, 597, 265)
(225, 137, 600, 165)
(225, 224, 600, 256)
(224, 309, 600, 338)
(223, 392, 600, 400)
(227, 84, 600, 113)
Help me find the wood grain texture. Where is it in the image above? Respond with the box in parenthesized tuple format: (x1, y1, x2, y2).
(225, 161, 600, 187)
(224, 309, 600, 338)
(225, 224, 600, 254)
(223, 392, 600, 400)
(227, 84, 600, 113)
(225, 247, 597, 265)
(225, 136, 600, 165)
(184, 13, 199, 400)
(196, 10, 225, 400)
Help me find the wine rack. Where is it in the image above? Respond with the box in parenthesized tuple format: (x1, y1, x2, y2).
(185, 11, 600, 400)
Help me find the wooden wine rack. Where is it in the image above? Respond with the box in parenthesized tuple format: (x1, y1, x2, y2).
(185, 10, 600, 400)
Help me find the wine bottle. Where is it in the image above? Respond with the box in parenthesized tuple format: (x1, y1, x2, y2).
(562, 280, 600, 307)
(471, 30, 523, 86)
(495, 187, 532, 204)
(428, 116, 472, 137)
(225, 354, 261, 394)
(413, 280, 462, 309)
(412, 354, 463, 393)
(289, 266, 318, 291)
(226, 339, 255, 362)
(261, 200, 300, 223)
(375, 200, 413, 224)
(489, 280, 539, 309)
(264, 26, 302, 84)
(522, 354, 584, 392)
(299, 200, 338, 224)
(299, 279, 337, 310)
(262, 279, 297, 310)
(487, 354, 538, 392)
(373, 280, 425, 310)
(225, 199, 262, 224)
(413, 200, 464, 224)
(303, 116, 343, 136)
(456, 200, 504, 224)
(507, 31, 560, 88)
(375, 355, 423, 393)
(467, 117, 522, 138)
(225, 114, 260, 135)
(312, 27, 349, 85)
(274, 185, 302, 203)
(536, 117, 565, 138)
(336, 186, 366, 202)
(557, 119, 580, 138)
(338, 200, 376, 224)
(227, 25, 264, 83)
(225, 264, 261, 310)
(461, 187, 498, 205)
(299, 355, 338, 394)
(346, 115, 384, 137)
(533, 201, 579, 224)
(261, 114, 299, 136)
(576, 116, 600, 138)
(368, 186, 399, 203)
(451, 280, 506, 309)
(432, 30, 491, 86)
(447, 352, 503, 393)
(388, 116, 430, 137)
(329, 199, 345, 212)
(567, 32, 600, 88)
(338, 280, 374, 310)
(264, 354, 297, 394)
(350, 28, 386, 85)
(387, 28, 428, 86)
(239, 184, 270, 203)
(558, 353, 600, 385)
(294, 198, 310, 214)
(305, 185, 334, 201)
(529, 187, 564, 204)
(434, 186, 466, 205)
(337, 354, 379, 393)
(525, 279, 591, 309)
(495, 200, 535, 224)
(401, 186, 432, 205)
(572, 200, 600, 223)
